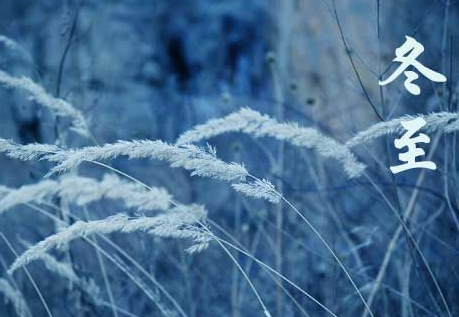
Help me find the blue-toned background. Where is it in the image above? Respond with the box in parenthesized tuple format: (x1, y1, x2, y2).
(0, 0, 458, 316)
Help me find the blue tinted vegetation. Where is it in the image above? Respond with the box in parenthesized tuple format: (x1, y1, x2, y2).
(0, 1, 458, 317)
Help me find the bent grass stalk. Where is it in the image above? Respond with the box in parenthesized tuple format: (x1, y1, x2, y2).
(14, 202, 177, 317)
(214, 237, 272, 317)
(82, 206, 118, 317)
(45, 179, 335, 317)
(4, 143, 270, 316)
(102, 171, 272, 317)
(33, 180, 337, 317)
(1, 139, 366, 316)
(0, 231, 54, 317)
(0, 71, 90, 138)
(176, 108, 366, 179)
(56, 208, 188, 317)
(0, 278, 30, 317)
(207, 219, 339, 317)
(89, 159, 355, 317)
(362, 172, 452, 317)
(358, 129, 452, 317)
(246, 173, 376, 317)
(211, 218, 436, 317)
(24, 192, 269, 317)
(209, 232, 340, 317)
(0, 167, 187, 317)
(0, 255, 32, 317)
(66, 161, 271, 317)
(2, 121, 454, 317)
(3, 197, 181, 316)
(87, 239, 173, 317)
(10, 153, 268, 317)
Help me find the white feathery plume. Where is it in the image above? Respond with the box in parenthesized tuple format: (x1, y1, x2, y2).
(0, 70, 90, 137)
(8, 205, 209, 274)
(232, 178, 280, 204)
(346, 112, 459, 148)
(36, 253, 101, 299)
(147, 204, 211, 254)
(0, 180, 56, 215)
(0, 138, 58, 160)
(0, 138, 281, 206)
(0, 185, 10, 196)
(0, 278, 30, 317)
(177, 107, 365, 178)
(51, 175, 108, 206)
(0, 35, 31, 61)
(0, 35, 20, 50)
(0, 138, 248, 182)
(437, 113, 459, 133)
(0, 174, 172, 214)
(16, 238, 103, 308)
(38, 253, 80, 284)
(57, 174, 172, 211)
(42, 140, 248, 181)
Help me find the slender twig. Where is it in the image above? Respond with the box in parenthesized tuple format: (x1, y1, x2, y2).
(33, 200, 189, 317)
(0, 231, 54, 317)
(331, 0, 382, 121)
(56, 0, 84, 98)
(361, 131, 453, 317)
(247, 173, 376, 317)
(207, 232, 339, 317)
(19, 202, 183, 317)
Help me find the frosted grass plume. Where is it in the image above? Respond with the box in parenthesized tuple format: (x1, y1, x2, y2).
(0, 174, 171, 215)
(0, 138, 58, 160)
(0, 70, 90, 137)
(0, 35, 21, 50)
(20, 238, 102, 301)
(0, 138, 282, 205)
(346, 112, 459, 147)
(41, 140, 248, 181)
(0, 278, 30, 317)
(19, 238, 95, 294)
(232, 178, 280, 204)
(9, 205, 210, 274)
(0, 35, 32, 62)
(0, 180, 56, 214)
(36, 253, 101, 300)
(57, 174, 171, 211)
(0, 138, 282, 204)
(3, 138, 283, 205)
(177, 107, 366, 178)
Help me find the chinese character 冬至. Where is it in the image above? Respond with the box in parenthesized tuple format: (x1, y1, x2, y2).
(390, 117, 436, 174)
(379, 36, 446, 95)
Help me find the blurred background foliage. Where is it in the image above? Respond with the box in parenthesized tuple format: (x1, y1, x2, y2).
(0, 0, 458, 316)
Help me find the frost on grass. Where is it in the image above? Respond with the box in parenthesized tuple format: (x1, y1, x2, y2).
(0, 70, 90, 137)
(177, 107, 366, 178)
(20, 240, 102, 308)
(0, 138, 248, 182)
(0, 138, 287, 207)
(36, 253, 101, 299)
(0, 180, 56, 214)
(346, 112, 459, 148)
(0, 35, 20, 50)
(41, 140, 248, 181)
(0, 35, 31, 61)
(0, 185, 11, 196)
(0, 278, 30, 317)
(0, 138, 58, 160)
(56, 174, 171, 211)
(0, 174, 171, 215)
(232, 178, 280, 204)
(8, 204, 210, 274)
